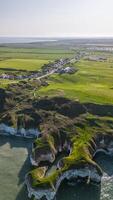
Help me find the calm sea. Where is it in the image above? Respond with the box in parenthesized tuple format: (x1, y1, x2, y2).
(0, 37, 57, 44)
(0, 136, 113, 200)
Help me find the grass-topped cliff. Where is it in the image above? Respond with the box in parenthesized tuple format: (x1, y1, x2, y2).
(27, 102, 113, 191)
(1, 45, 113, 199)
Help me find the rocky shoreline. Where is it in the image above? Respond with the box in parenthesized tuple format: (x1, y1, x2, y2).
(1, 93, 113, 200)
(25, 133, 113, 200)
(0, 123, 40, 138)
(25, 166, 101, 200)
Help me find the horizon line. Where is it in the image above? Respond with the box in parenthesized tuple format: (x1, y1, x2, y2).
(1, 35, 113, 39)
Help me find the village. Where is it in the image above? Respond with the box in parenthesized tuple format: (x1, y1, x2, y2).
(0, 56, 80, 81)
(0, 53, 86, 140)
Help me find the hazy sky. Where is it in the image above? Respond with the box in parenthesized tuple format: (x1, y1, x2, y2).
(0, 0, 113, 37)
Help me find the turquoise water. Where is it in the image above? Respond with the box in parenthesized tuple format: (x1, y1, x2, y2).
(0, 136, 113, 200)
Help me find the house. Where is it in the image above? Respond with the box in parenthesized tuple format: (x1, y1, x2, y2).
(85, 56, 107, 62)
(57, 66, 77, 74)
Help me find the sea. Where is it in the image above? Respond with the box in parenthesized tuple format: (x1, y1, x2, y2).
(0, 136, 113, 200)
(0, 37, 57, 44)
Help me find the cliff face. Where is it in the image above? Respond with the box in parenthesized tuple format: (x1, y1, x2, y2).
(26, 166, 101, 200)
(23, 97, 113, 200)
(0, 88, 7, 111)
(26, 133, 113, 200)
(93, 134, 113, 157)
(0, 91, 113, 200)
(0, 123, 40, 138)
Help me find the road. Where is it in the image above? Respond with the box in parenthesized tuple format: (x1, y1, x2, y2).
(0, 51, 85, 81)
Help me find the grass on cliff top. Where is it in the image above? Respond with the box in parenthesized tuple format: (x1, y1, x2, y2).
(63, 128, 93, 165)
(30, 127, 95, 188)
(38, 59, 113, 105)
(33, 137, 51, 153)
(30, 114, 113, 188)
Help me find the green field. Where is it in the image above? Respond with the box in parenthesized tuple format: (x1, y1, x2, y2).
(0, 46, 74, 88)
(0, 47, 74, 60)
(0, 59, 49, 71)
(38, 59, 113, 104)
(1, 46, 113, 105)
(0, 79, 19, 88)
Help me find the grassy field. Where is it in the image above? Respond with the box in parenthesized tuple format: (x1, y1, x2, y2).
(38, 59, 113, 104)
(0, 59, 49, 71)
(0, 46, 74, 88)
(0, 47, 74, 60)
(1, 47, 113, 105)
(0, 79, 19, 88)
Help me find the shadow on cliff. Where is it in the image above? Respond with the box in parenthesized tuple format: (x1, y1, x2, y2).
(56, 152, 113, 200)
(0, 67, 28, 72)
(33, 97, 113, 119)
(17, 153, 32, 186)
(56, 180, 101, 200)
(0, 136, 33, 184)
(15, 185, 30, 200)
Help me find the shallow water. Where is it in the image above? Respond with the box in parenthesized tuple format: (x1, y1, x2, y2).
(0, 136, 113, 200)
(0, 136, 33, 200)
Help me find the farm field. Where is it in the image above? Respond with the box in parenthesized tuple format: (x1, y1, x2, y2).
(0, 47, 74, 60)
(0, 59, 49, 71)
(0, 46, 74, 87)
(1, 46, 113, 105)
(38, 59, 113, 104)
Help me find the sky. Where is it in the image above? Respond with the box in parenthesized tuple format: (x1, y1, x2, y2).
(0, 0, 113, 37)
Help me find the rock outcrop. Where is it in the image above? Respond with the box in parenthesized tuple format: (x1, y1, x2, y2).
(0, 123, 40, 138)
(26, 165, 101, 200)
(25, 131, 113, 200)
(1, 93, 113, 200)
